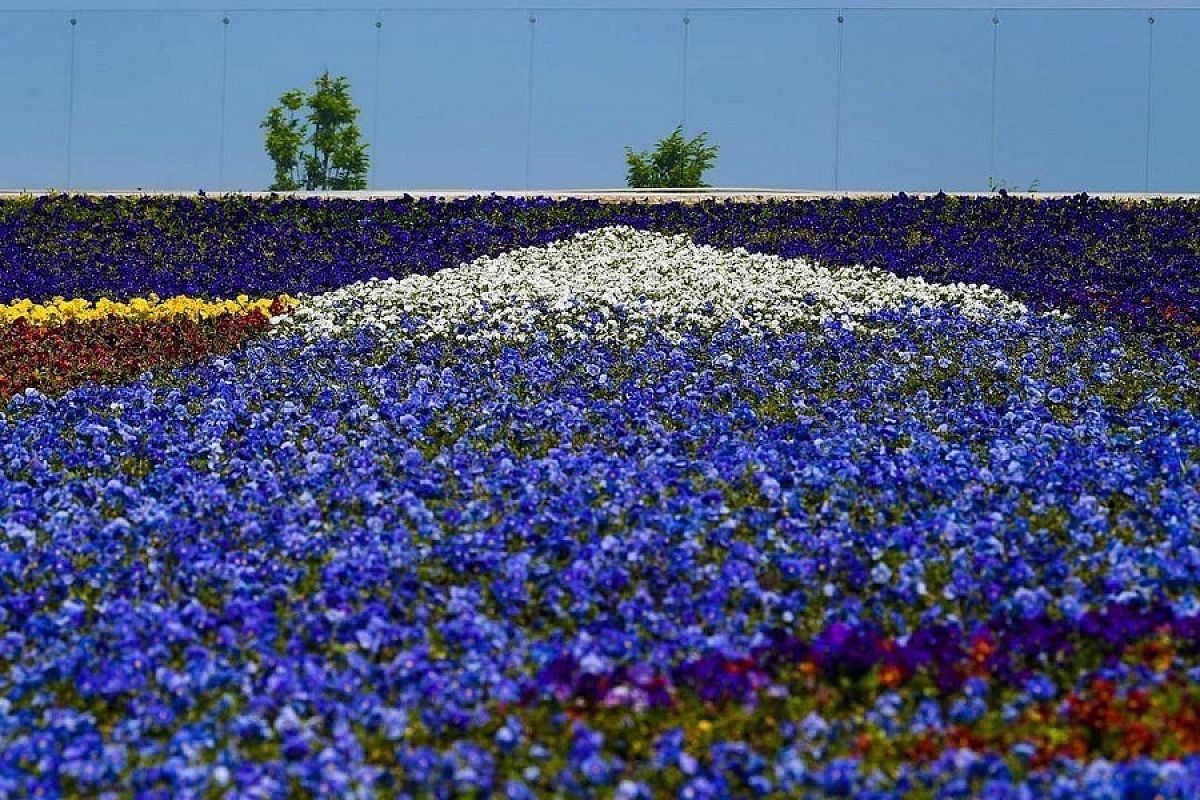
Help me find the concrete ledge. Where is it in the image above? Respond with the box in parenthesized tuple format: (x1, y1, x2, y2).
(3, 189, 1200, 202)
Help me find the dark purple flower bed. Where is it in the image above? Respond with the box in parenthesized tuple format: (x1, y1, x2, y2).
(2, 193, 1199, 337)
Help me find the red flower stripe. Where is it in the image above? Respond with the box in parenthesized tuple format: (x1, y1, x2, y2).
(0, 308, 280, 402)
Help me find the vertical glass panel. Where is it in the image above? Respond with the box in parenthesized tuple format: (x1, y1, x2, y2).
(686, 10, 836, 189)
(222, 10, 376, 191)
(71, 12, 222, 190)
(838, 10, 993, 191)
(531, 10, 681, 189)
(1145, 11, 1200, 193)
(996, 9, 1146, 192)
(374, 11, 529, 190)
(0, 13, 72, 189)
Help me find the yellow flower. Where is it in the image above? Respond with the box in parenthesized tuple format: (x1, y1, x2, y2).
(1, 293, 294, 326)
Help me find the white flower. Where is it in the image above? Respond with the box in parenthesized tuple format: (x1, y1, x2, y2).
(275, 226, 1048, 345)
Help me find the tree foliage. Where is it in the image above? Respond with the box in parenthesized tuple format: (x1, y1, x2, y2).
(625, 126, 719, 189)
(261, 72, 368, 191)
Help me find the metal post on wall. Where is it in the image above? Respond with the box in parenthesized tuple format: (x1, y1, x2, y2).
(372, 14, 383, 189)
(218, 15, 230, 191)
(66, 15, 77, 190)
(833, 12, 844, 190)
(681, 12, 690, 132)
(1143, 13, 1156, 193)
(989, 11, 999, 185)
(525, 13, 536, 189)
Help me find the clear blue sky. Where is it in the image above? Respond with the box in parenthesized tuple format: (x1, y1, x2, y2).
(1, 1, 1197, 192)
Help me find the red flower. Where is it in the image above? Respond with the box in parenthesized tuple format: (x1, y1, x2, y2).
(0, 308, 281, 402)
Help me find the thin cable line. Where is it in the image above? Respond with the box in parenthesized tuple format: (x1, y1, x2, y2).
(66, 15, 77, 190)
(218, 14, 230, 190)
(988, 10, 999, 184)
(525, 13, 536, 189)
(1143, 12, 1155, 192)
(833, 11, 843, 190)
(371, 13, 383, 189)
(3, 6, 1193, 14)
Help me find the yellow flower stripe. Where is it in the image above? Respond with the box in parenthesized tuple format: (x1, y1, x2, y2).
(0, 294, 296, 326)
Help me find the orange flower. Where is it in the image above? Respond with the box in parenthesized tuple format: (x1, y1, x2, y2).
(879, 663, 904, 688)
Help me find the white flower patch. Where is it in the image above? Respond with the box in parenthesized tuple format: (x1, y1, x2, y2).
(275, 226, 1045, 344)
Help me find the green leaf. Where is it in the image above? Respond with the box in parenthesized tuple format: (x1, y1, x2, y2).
(625, 126, 719, 189)
(262, 71, 369, 191)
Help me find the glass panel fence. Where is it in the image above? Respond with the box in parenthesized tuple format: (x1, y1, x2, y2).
(222, 10, 377, 191)
(0, 7, 1197, 192)
(1, 13, 73, 190)
(375, 10, 529, 190)
(529, 9, 682, 189)
(837, 9, 994, 192)
(996, 9, 1149, 193)
(71, 12, 222, 190)
(685, 9, 836, 190)
(1145, 11, 1200, 193)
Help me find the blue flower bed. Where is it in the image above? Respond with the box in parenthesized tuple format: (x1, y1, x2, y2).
(2, 197, 1200, 797)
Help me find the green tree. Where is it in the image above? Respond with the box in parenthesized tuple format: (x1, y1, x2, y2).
(625, 126, 719, 189)
(261, 71, 369, 191)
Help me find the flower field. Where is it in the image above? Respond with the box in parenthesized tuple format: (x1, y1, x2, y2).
(2, 193, 1200, 797)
